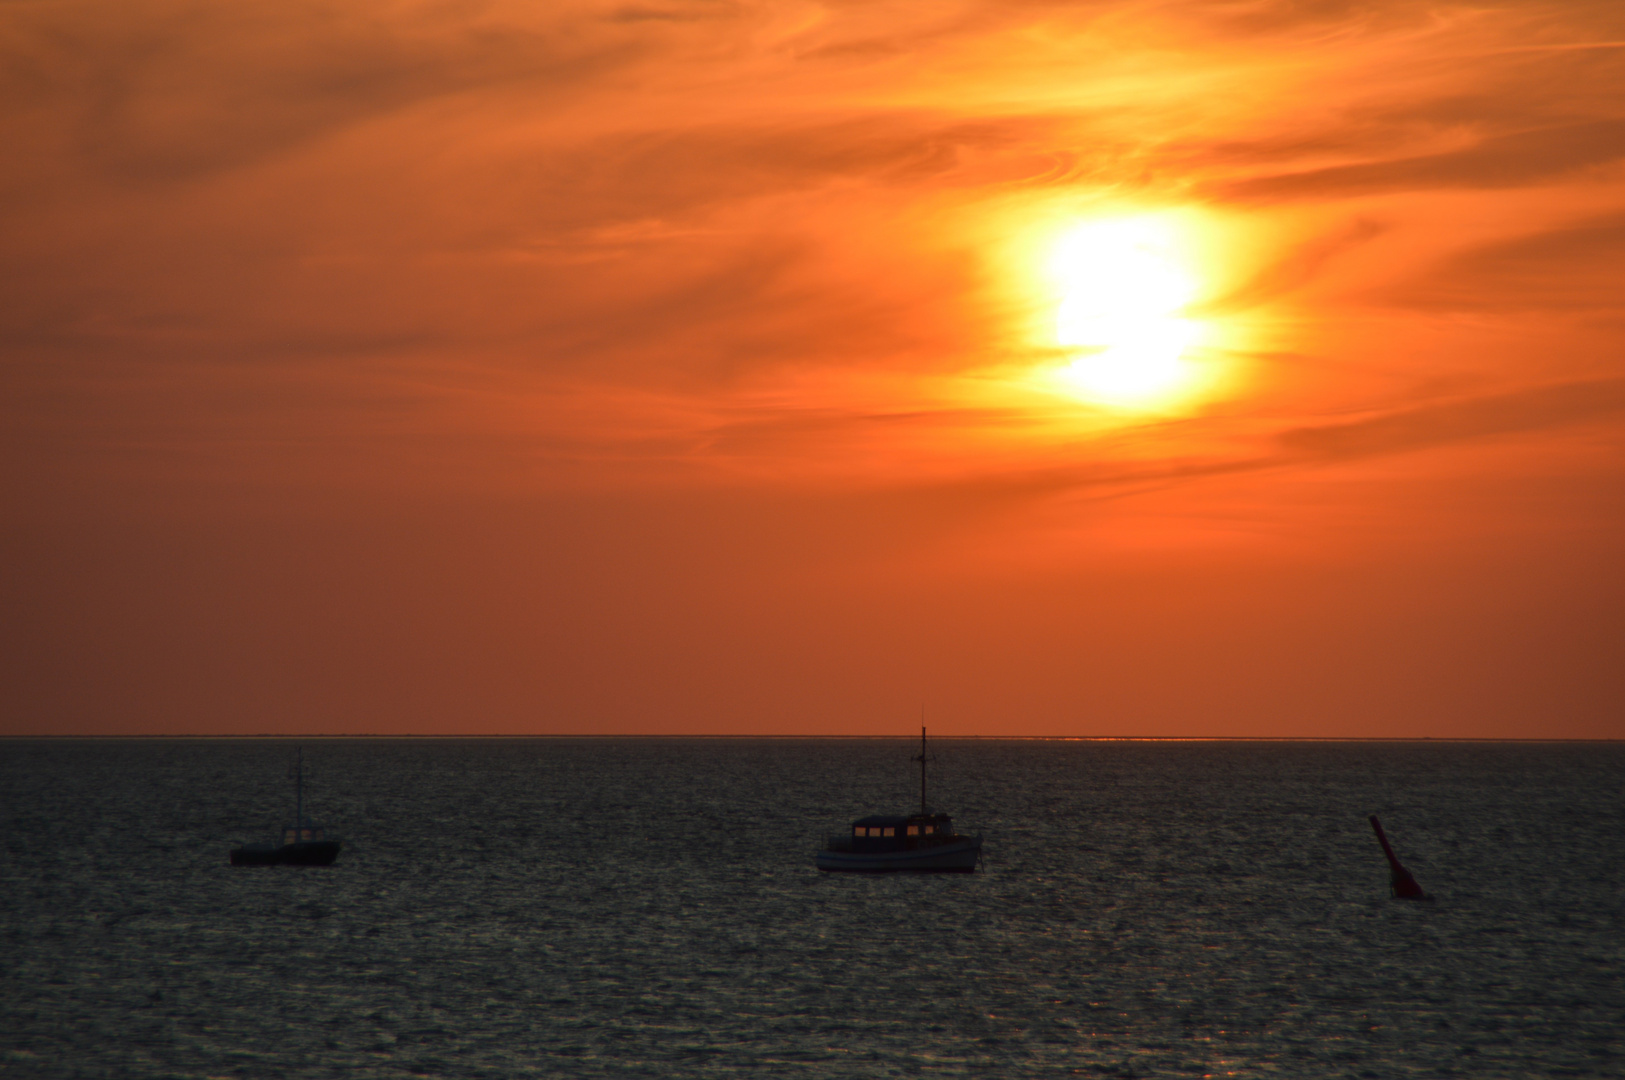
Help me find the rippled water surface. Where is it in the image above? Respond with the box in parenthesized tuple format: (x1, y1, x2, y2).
(3, 739, 1622, 1078)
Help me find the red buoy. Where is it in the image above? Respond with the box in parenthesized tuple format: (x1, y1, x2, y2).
(1369, 815, 1428, 900)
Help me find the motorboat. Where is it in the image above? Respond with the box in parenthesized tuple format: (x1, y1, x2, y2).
(816, 727, 982, 873)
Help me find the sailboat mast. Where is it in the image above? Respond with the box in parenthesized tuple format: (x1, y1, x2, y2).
(295, 747, 303, 829)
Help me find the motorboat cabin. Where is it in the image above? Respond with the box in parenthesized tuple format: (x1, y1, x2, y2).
(282, 824, 328, 845)
(817, 809, 981, 872)
(846, 813, 959, 853)
(230, 816, 342, 866)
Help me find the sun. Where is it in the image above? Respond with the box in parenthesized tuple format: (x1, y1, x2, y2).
(1045, 216, 1206, 409)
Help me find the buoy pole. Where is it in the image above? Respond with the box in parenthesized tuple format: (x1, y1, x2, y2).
(1369, 815, 1427, 899)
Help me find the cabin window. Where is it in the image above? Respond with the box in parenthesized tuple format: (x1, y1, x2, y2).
(924, 824, 935, 834)
(907, 825, 919, 836)
(882, 827, 895, 837)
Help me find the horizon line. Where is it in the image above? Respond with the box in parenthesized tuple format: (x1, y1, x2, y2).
(2, 734, 1619, 743)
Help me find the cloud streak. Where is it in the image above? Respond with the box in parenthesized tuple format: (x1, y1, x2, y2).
(1219, 119, 1625, 203)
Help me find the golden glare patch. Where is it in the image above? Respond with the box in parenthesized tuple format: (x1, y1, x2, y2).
(1044, 215, 1209, 410)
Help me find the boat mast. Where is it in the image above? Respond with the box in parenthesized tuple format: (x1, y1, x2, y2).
(915, 723, 928, 816)
(295, 746, 303, 829)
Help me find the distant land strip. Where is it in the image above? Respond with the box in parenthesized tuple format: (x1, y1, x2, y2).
(4, 734, 1620, 743)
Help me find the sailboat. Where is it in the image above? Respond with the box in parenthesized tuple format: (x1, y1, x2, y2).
(229, 748, 342, 866)
(815, 727, 982, 872)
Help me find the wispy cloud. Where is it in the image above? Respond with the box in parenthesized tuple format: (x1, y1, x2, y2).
(1219, 119, 1625, 202)
(1382, 209, 1625, 312)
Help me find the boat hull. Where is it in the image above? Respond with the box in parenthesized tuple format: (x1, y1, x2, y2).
(815, 837, 981, 873)
(229, 840, 342, 866)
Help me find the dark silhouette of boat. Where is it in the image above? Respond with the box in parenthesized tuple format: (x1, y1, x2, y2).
(816, 727, 982, 872)
(230, 748, 342, 866)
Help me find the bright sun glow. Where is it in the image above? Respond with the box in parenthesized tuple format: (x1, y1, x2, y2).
(1046, 216, 1205, 409)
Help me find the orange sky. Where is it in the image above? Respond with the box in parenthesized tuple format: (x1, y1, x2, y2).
(3, 0, 1623, 737)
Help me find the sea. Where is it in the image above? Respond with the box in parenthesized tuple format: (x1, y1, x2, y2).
(1, 738, 1621, 1079)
